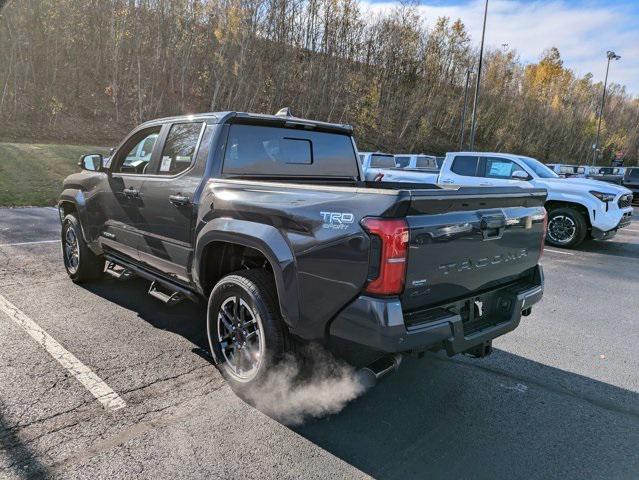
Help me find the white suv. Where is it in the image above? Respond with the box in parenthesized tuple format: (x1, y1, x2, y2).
(438, 152, 633, 248)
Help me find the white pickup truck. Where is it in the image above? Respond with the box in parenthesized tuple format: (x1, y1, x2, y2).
(438, 152, 634, 247)
(363, 151, 633, 248)
(359, 152, 439, 183)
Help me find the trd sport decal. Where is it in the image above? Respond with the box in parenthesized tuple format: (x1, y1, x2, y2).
(320, 211, 355, 230)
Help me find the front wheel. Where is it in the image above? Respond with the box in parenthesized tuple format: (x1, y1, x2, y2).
(61, 214, 105, 282)
(545, 207, 587, 248)
(207, 269, 293, 393)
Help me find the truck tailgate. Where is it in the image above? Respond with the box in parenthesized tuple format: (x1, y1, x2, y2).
(400, 188, 547, 312)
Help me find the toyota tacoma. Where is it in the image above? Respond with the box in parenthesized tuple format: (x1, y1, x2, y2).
(59, 110, 546, 392)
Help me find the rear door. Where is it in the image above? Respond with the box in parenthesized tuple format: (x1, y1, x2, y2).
(439, 155, 484, 186)
(135, 121, 208, 283)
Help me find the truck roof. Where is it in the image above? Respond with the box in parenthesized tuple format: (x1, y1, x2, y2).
(138, 111, 353, 134)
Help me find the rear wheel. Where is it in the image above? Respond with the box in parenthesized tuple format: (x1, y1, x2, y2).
(61, 214, 105, 282)
(207, 269, 294, 393)
(545, 207, 587, 248)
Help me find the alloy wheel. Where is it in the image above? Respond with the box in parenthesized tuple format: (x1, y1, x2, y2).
(217, 296, 265, 382)
(63, 226, 80, 274)
(547, 215, 576, 244)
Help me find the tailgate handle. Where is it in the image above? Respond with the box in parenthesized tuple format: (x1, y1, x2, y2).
(480, 215, 506, 240)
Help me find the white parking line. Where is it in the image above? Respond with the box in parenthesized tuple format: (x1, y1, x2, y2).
(0, 293, 126, 411)
(621, 228, 639, 233)
(544, 248, 575, 256)
(0, 239, 59, 247)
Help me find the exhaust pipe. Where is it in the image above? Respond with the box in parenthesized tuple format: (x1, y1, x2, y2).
(356, 354, 402, 390)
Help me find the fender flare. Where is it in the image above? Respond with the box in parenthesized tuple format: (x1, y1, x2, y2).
(194, 218, 300, 329)
(58, 189, 92, 243)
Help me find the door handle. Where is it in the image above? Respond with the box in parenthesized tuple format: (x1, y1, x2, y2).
(169, 194, 190, 206)
(480, 215, 506, 240)
(123, 187, 140, 198)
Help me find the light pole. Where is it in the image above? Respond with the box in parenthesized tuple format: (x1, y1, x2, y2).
(469, 0, 489, 151)
(459, 68, 473, 150)
(592, 50, 621, 165)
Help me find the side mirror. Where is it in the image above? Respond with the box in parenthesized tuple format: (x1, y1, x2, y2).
(511, 170, 530, 180)
(79, 154, 104, 172)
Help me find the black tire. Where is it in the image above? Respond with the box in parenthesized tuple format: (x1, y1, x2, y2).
(61, 214, 105, 282)
(207, 269, 294, 394)
(545, 207, 588, 248)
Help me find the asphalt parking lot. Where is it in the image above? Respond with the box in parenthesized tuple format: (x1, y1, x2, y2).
(0, 207, 638, 479)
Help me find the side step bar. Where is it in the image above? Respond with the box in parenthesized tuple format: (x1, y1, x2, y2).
(103, 253, 198, 304)
(148, 281, 184, 306)
(105, 261, 134, 281)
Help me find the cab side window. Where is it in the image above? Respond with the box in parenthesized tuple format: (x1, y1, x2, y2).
(451, 156, 479, 176)
(484, 157, 526, 178)
(156, 122, 204, 176)
(113, 127, 161, 174)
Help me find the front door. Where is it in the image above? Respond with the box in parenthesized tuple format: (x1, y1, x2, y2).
(100, 126, 162, 260)
(135, 121, 206, 283)
(477, 156, 530, 187)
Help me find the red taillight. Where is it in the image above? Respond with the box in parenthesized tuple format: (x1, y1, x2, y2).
(361, 218, 409, 295)
(539, 210, 548, 259)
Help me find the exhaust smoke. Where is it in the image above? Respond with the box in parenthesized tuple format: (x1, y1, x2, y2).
(244, 344, 367, 426)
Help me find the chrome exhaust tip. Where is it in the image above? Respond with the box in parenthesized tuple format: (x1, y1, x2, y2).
(356, 354, 402, 390)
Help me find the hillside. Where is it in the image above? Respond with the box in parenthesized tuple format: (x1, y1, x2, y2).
(0, 143, 108, 207)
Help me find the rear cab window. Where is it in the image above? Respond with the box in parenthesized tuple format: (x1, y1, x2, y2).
(222, 124, 358, 178)
(369, 154, 396, 169)
(451, 156, 479, 176)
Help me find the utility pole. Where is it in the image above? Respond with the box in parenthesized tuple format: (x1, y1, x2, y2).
(459, 68, 473, 150)
(469, 0, 489, 151)
(592, 50, 621, 165)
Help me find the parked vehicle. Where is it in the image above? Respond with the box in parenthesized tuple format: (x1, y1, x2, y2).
(360, 153, 439, 183)
(394, 154, 439, 170)
(546, 164, 587, 178)
(59, 112, 546, 392)
(622, 167, 639, 203)
(438, 153, 633, 248)
(358, 152, 396, 180)
(589, 166, 625, 185)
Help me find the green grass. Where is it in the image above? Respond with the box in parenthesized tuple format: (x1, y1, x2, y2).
(0, 143, 109, 207)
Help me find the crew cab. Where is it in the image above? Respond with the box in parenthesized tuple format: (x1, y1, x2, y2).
(360, 153, 439, 183)
(438, 152, 633, 247)
(59, 113, 546, 393)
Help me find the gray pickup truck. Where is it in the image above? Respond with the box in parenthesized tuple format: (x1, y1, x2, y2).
(59, 110, 546, 392)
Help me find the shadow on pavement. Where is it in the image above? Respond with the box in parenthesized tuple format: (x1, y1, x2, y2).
(294, 351, 639, 480)
(81, 277, 209, 350)
(0, 406, 49, 479)
(572, 237, 639, 260)
(79, 278, 639, 480)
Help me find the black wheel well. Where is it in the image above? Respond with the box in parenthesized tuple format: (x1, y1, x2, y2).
(200, 241, 274, 296)
(59, 201, 78, 218)
(545, 201, 591, 228)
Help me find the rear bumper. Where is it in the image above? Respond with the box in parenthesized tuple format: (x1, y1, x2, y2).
(330, 266, 544, 355)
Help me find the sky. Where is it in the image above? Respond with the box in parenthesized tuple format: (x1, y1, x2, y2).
(361, 0, 639, 95)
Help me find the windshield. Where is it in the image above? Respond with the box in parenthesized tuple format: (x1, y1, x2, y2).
(519, 157, 559, 178)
